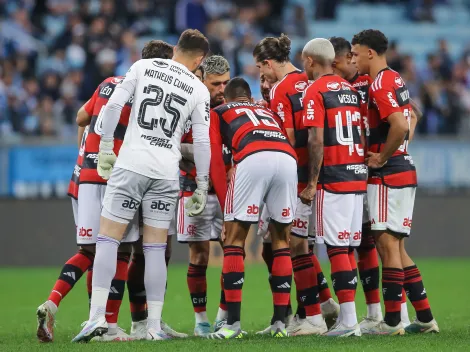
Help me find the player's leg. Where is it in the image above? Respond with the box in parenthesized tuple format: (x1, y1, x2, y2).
(128, 237, 147, 338)
(356, 218, 383, 329)
(365, 184, 406, 335)
(288, 200, 326, 336)
(321, 192, 360, 337)
(262, 151, 298, 337)
(140, 178, 180, 341)
(72, 168, 144, 342)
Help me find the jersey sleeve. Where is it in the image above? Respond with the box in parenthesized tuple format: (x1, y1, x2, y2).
(190, 90, 211, 182)
(302, 86, 325, 128)
(84, 88, 99, 115)
(370, 81, 402, 121)
(208, 110, 227, 210)
(270, 87, 293, 129)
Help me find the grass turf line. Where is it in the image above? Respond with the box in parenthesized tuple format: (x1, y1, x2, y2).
(1, 259, 469, 351)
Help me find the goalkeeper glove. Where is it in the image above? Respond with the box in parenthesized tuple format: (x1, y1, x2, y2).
(97, 137, 116, 180)
(185, 175, 209, 217)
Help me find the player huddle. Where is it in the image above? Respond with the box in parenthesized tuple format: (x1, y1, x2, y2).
(36, 28, 439, 343)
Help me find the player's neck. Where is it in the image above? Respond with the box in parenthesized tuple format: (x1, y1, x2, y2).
(276, 62, 298, 80)
(345, 70, 358, 82)
(230, 97, 250, 104)
(172, 54, 195, 73)
(370, 57, 389, 80)
(314, 67, 334, 80)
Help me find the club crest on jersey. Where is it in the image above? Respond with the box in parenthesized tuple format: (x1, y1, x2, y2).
(341, 82, 352, 91)
(327, 82, 340, 91)
(111, 77, 123, 85)
(395, 76, 404, 88)
(153, 60, 169, 68)
(294, 81, 308, 92)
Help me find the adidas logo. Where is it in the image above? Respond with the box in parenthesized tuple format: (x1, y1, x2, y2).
(277, 282, 291, 289)
(321, 278, 327, 285)
(109, 286, 119, 294)
(421, 288, 426, 295)
(348, 276, 358, 285)
(233, 278, 244, 285)
(398, 293, 402, 298)
(64, 272, 76, 280)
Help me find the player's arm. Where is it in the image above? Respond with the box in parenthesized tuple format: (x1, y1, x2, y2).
(185, 93, 211, 216)
(208, 110, 227, 210)
(367, 87, 408, 168)
(408, 98, 422, 142)
(299, 87, 324, 205)
(76, 100, 93, 127)
(97, 63, 138, 179)
(77, 126, 85, 148)
(271, 92, 295, 146)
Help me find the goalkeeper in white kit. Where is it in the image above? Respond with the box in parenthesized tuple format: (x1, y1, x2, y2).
(73, 29, 212, 342)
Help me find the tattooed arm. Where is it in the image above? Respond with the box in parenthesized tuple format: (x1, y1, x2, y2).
(299, 126, 324, 205)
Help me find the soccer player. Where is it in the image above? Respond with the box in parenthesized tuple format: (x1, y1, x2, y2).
(72, 29, 211, 342)
(206, 77, 298, 339)
(253, 34, 338, 335)
(300, 38, 367, 337)
(329, 36, 384, 330)
(36, 83, 140, 342)
(351, 29, 439, 334)
(173, 55, 231, 336)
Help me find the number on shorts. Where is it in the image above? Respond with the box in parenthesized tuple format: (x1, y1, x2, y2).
(235, 108, 280, 129)
(137, 85, 187, 138)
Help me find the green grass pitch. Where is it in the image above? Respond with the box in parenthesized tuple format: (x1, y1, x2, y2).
(1, 259, 469, 351)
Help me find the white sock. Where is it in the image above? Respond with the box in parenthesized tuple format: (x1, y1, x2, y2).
(216, 307, 228, 322)
(340, 302, 357, 327)
(366, 303, 383, 320)
(89, 287, 109, 322)
(107, 323, 117, 335)
(147, 301, 163, 331)
(195, 311, 209, 324)
(401, 302, 411, 325)
(306, 314, 324, 326)
(46, 300, 58, 314)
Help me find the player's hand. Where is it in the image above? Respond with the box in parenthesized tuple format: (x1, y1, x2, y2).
(365, 151, 387, 169)
(97, 138, 116, 180)
(185, 176, 209, 217)
(300, 185, 316, 205)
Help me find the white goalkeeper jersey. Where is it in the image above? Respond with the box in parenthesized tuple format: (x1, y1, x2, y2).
(104, 58, 210, 180)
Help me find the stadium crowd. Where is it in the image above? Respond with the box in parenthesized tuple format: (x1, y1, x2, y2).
(0, 0, 469, 139)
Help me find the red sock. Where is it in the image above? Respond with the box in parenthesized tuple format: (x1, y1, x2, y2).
(187, 264, 207, 313)
(106, 253, 130, 325)
(128, 253, 147, 322)
(404, 265, 433, 323)
(48, 249, 94, 307)
(219, 272, 227, 311)
(223, 246, 245, 325)
(311, 253, 332, 303)
(293, 254, 320, 317)
(326, 246, 356, 304)
(348, 247, 357, 273)
(382, 267, 404, 327)
(270, 248, 292, 323)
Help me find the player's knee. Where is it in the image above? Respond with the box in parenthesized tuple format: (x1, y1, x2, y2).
(189, 242, 209, 266)
(375, 232, 400, 262)
(289, 235, 308, 257)
(79, 245, 96, 257)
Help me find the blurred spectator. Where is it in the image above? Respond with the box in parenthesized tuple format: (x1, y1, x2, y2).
(387, 41, 404, 73)
(175, 0, 209, 34)
(284, 5, 307, 38)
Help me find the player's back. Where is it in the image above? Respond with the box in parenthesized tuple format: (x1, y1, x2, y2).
(212, 102, 296, 163)
(304, 75, 366, 193)
(116, 58, 209, 180)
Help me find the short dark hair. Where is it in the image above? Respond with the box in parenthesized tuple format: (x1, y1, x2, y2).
(142, 40, 173, 59)
(224, 77, 252, 101)
(176, 29, 210, 57)
(329, 37, 351, 56)
(351, 29, 388, 55)
(253, 33, 291, 63)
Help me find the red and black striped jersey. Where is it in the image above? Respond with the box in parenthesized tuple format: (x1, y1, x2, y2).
(270, 70, 309, 194)
(67, 126, 88, 199)
(79, 76, 132, 185)
(179, 110, 233, 196)
(303, 74, 367, 194)
(367, 68, 417, 188)
(210, 102, 297, 208)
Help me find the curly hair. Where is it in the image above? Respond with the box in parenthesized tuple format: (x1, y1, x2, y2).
(351, 29, 388, 55)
